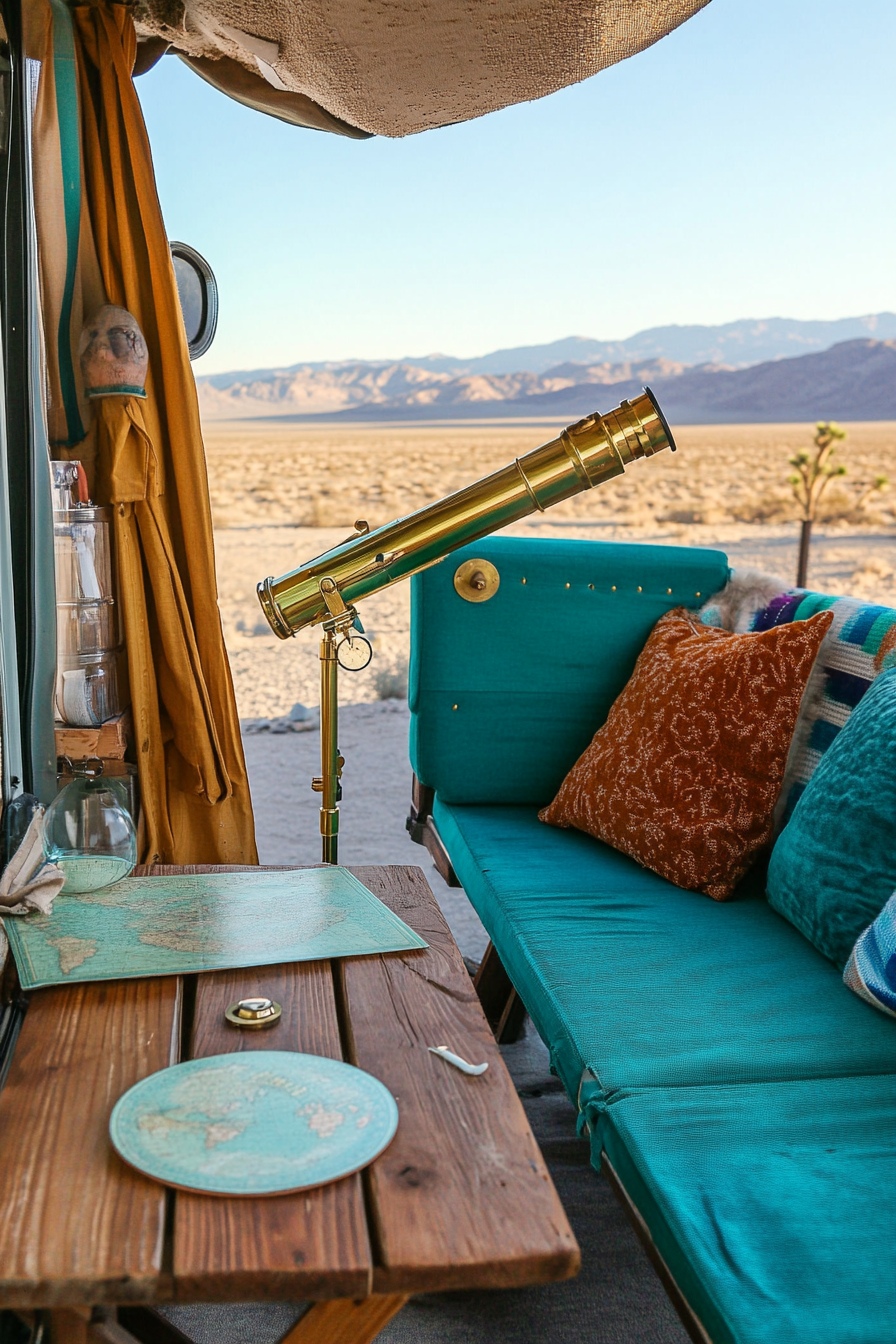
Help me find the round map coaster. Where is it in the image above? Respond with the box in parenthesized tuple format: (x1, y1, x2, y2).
(109, 1051, 398, 1196)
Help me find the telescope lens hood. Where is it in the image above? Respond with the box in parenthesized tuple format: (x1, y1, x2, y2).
(643, 385, 677, 453)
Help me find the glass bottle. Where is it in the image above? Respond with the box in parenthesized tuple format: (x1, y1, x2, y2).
(43, 768, 137, 894)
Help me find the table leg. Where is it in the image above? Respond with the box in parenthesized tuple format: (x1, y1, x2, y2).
(281, 1294, 409, 1344)
(48, 1308, 90, 1344)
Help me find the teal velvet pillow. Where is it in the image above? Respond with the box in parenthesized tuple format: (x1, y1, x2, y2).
(767, 668, 896, 967)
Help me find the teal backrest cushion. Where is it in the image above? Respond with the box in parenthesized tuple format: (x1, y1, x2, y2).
(767, 668, 896, 968)
(409, 537, 729, 805)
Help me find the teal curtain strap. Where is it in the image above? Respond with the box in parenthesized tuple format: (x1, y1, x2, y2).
(49, 0, 86, 446)
(86, 385, 147, 399)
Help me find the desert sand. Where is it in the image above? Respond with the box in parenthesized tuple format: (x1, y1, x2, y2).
(207, 419, 896, 720)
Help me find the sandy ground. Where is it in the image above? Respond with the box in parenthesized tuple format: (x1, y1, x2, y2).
(205, 420, 896, 535)
(209, 420, 896, 720)
(214, 419, 895, 951)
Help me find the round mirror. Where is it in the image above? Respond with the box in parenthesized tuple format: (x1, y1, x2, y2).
(169, 241, 218, 361)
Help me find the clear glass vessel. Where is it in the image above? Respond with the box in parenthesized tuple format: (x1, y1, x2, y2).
(52, 475, 121, 725)
(55, 649, 123, 727)
(54, 503, 116, 631)
(44, 774, 137, 894)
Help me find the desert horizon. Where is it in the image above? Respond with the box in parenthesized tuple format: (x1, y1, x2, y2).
(195, 316, 896, 423)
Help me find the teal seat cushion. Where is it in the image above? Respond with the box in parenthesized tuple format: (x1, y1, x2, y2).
(768, 668, 896, 968)
(409, 537, 729, 805)
(594, 1075, 896, 1344)
(433, 800, 896, 1103)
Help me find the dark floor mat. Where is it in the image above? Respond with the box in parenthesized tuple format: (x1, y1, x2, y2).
(156, 1303, 308, 1344)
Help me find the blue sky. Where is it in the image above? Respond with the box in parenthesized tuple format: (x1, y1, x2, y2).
(137, 0, 896, 375)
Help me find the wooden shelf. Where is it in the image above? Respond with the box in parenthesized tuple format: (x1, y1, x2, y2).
(55, 710, 132, 762)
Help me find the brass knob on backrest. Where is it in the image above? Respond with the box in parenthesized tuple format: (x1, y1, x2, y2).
(454, 559, 500, 603)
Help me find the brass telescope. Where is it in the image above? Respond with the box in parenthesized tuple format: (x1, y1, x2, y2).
(257, 388, 676, 863)
(258, 389, 675, 638)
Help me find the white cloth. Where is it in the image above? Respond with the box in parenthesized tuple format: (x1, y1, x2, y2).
(0, 808, 65, 916)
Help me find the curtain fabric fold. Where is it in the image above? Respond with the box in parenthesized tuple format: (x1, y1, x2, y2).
(45, 0, 257, 864)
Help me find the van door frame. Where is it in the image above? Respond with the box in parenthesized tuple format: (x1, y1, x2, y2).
(1, 0, 58, 806)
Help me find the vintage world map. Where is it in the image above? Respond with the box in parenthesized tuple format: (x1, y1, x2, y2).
(4, 867, 427, 989)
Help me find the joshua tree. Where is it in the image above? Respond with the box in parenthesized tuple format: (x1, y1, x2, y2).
(788, 423, 888, 587)
(788, 423, 847, 587)
(855, 474, 890, 512)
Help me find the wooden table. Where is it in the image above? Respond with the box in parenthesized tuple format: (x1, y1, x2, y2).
(0, 865, 579, 1344)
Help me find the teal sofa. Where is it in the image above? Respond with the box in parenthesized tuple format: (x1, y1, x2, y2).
(407, 536, 896, 1344)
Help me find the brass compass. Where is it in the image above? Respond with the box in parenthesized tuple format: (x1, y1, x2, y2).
(336, 634, 373, 670)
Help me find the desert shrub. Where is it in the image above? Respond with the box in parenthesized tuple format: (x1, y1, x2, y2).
(731, 492, 794, 525)
(302, 493, 350, 527)
(374, 658, 408, 700)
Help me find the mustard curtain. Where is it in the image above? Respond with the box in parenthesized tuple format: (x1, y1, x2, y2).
(69, 1, 257, 864)
(28, 0, 105, 449)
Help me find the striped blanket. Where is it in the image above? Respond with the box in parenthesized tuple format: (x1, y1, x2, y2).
(701, 576, 896, 826)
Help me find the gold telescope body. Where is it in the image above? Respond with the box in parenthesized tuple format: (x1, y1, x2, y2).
(258, 388, 676, 636)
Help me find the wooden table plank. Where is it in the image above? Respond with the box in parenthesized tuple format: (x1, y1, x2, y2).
(342, 866, 580, 1294)
(0, 977, 180, 1308)
(171, 960, 372, 1301)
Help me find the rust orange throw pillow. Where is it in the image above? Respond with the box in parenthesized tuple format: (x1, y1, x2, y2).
(539, 606, 834, 900)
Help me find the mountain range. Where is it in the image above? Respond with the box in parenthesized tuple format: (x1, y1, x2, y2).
(197, 315, 896, 423)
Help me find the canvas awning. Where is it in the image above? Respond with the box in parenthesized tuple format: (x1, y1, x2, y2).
(134, 0, 710, 138)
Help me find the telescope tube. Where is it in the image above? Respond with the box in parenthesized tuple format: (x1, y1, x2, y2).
(258, 388, 676, 637)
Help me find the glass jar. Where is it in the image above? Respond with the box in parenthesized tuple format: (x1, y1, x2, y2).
(54, 504, 114, 604)
(54, 503, 118, 658)
(44, 771, 137, 893)
(56, 597, 117, 658)
(55, 649, 123, 727)
(57, 757, 139, 828)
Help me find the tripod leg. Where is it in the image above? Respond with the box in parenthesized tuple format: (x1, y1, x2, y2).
(319, 629, 340, 864)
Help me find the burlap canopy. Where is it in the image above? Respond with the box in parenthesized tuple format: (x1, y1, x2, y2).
(135, 0, 710, 137)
